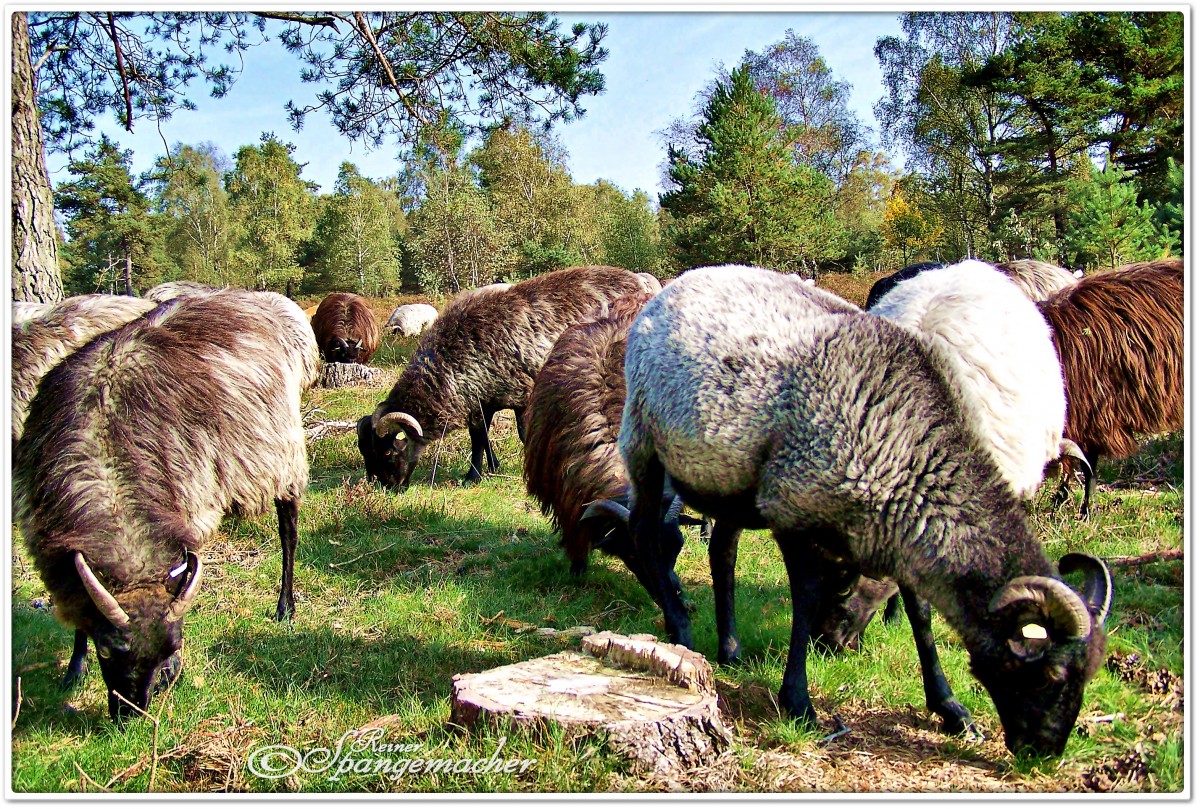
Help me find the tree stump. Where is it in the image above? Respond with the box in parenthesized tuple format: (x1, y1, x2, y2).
(450, 632, 731, 774)
(319, 361, 383, 388)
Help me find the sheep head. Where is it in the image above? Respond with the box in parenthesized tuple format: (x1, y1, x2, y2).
(325, 336, 366, 364)
(969, 554, 1111, 756)
(358, 405, 428, 490)
(73, 551, 202, 719)
(810, 574, 899, 653)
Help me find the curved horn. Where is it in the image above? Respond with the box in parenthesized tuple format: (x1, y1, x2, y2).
(1058, 438, 1093, 479)
(989, 575, 1092, 639)
(375, 411, 423, 439)
(166, 552, 205, 623)
(75, 552, 130, 628)
(581, 498, 632, 524)
(1057, 553, 1112, 627)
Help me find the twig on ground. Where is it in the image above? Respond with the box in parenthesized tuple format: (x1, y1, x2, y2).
(11, 677, 20, 729)
(329, 541, 399, 569)
(1106, 549, 1183, 568)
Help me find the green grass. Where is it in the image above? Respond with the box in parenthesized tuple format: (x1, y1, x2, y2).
(10, 328, 1184, 793)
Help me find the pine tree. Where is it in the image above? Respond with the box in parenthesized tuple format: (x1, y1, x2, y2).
(660, 66, 844, 275)
(1065, 161, 1173, 270)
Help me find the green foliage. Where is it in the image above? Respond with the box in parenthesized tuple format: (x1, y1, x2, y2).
(1152, 158, 1184, 255)
(1064, 161, 1174, 270)
(54, 134, 161, 294)
(145, 142, 237, 286)
(661, 67, 844, 275)
(224, 133, 317, 292)
(304, 163, 403, 295)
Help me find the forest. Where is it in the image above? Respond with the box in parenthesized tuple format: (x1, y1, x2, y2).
(11, 11, 1183, 302)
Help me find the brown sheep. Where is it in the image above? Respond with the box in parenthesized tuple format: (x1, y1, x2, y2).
(311, 292, 381, 364)
(1038, 258, 1184, 515)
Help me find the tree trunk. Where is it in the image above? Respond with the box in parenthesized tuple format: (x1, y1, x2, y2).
(451, 632, 732, 775)
(11, 12, 64, 304)
(123, 250, 134, 296)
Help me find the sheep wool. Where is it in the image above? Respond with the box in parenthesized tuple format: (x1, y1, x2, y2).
(869, 259, 1067, 500)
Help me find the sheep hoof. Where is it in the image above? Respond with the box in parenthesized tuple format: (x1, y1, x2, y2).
(59, 664, 87, 691)
(936, 701, 978, 738)
(274, 601, 295, 622)
(461, 471, 484, 486)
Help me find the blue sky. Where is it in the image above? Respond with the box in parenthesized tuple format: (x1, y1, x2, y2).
(43, 11, 906, 198)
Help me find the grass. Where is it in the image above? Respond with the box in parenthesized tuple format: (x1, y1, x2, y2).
(9, 273, 1185, 793)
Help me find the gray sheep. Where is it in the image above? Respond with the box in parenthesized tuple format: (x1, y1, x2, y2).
(12, 294, 157, 445)
(14, 289, 319, 719)
(385, 303, 439, 337)
(620, 264, 1110, 757)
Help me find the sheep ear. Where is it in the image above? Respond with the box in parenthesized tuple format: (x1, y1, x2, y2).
(166, 552, 204, 623)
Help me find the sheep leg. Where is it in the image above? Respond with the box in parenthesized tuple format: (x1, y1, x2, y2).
(513, 407, 527, 444)
(631, 454, 693, 649)
(1079, 449, 1100, 518)
(900, 587, 976, 737)
(774, 537, 824, 726)
(60, 630, 89, 690)
(708, 520, 743, 665)
(464, 421, 491, 484)
(481, 407, 501, 472)
(274, 497, 299, 621)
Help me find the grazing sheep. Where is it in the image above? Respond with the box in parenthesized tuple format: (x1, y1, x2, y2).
(311, 292, 381, 365)
(634, 273, 663, 294)
(523, 292, 697, 594)
(621, 264, 1110, 756)
(994, 259, 1081, 302)
(360, 265, 649, 490)
(14, 289, 319, 719)
(385, 303, 439, 337)
(12, 300, 53, 324)
(869, 259, 1068, 501)
(12, 294, 157, 445)
(863, 261, 943, 309)
(1038, 258, 1184, 516)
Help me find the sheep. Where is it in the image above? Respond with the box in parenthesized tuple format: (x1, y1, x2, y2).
(12, 294, 157, 445)
(1038, 258, 1184, 516)
(311, 292, 381, 365)
(522, 291, 702, 595)
(863, 261, 943, 309)
(863, 259, 1076, 633)
(13, 289, 319, 719)
(359, 265, 650, 490)
(620, 264, 1111, 756)
(385, 303, 439, 337)
(994, 259, 1081, 302)
(12, 300, 53, 324)
(144, 280, 224, 303)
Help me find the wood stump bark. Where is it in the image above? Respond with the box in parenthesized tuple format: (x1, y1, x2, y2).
(319, 361, 384, 388)
(450, 632, 731, 774)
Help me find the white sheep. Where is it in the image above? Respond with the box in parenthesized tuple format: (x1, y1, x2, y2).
(385, 303, 439, 337)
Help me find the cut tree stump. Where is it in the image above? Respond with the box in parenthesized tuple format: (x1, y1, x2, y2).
(319, 361, 383, 388)
(450, 632, 731, 774)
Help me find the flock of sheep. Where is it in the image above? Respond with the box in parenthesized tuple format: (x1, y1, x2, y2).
(11, 257, 1183, 763)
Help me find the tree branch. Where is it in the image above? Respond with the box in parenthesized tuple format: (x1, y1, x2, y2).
(103, 13, 134, 131)
(1105, 549, 1183, 569)
(253, 12, 340, 31)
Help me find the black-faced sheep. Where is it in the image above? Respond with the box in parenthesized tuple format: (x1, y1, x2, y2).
(12, 294, 157, 445)
(14, 290, 319, 719)
(385, 303, 439, 337)
(311, 292, 381, 365)
(359, 265, 651, 490)
(621, 264, 1111, 757)
(522, 292, 700, 596)
(1038, 258, 1184, 516)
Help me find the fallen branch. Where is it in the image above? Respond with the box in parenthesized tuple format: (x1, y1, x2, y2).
(1105, 549, 1183, 568)
(305, 420, 357, 441)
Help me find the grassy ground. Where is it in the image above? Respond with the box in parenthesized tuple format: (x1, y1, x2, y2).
(9, 273, 1185, 793)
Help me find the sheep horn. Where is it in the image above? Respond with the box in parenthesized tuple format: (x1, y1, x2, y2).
(75, 552, 131, 629)
(989, 575, 1093, 639)
(1057, 553, 1112, 627)
(1058, 438, 1093, 478)
(375, 411, 423, 439)
(581, 499, 631, 524)
(166, 552, 204, 623)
